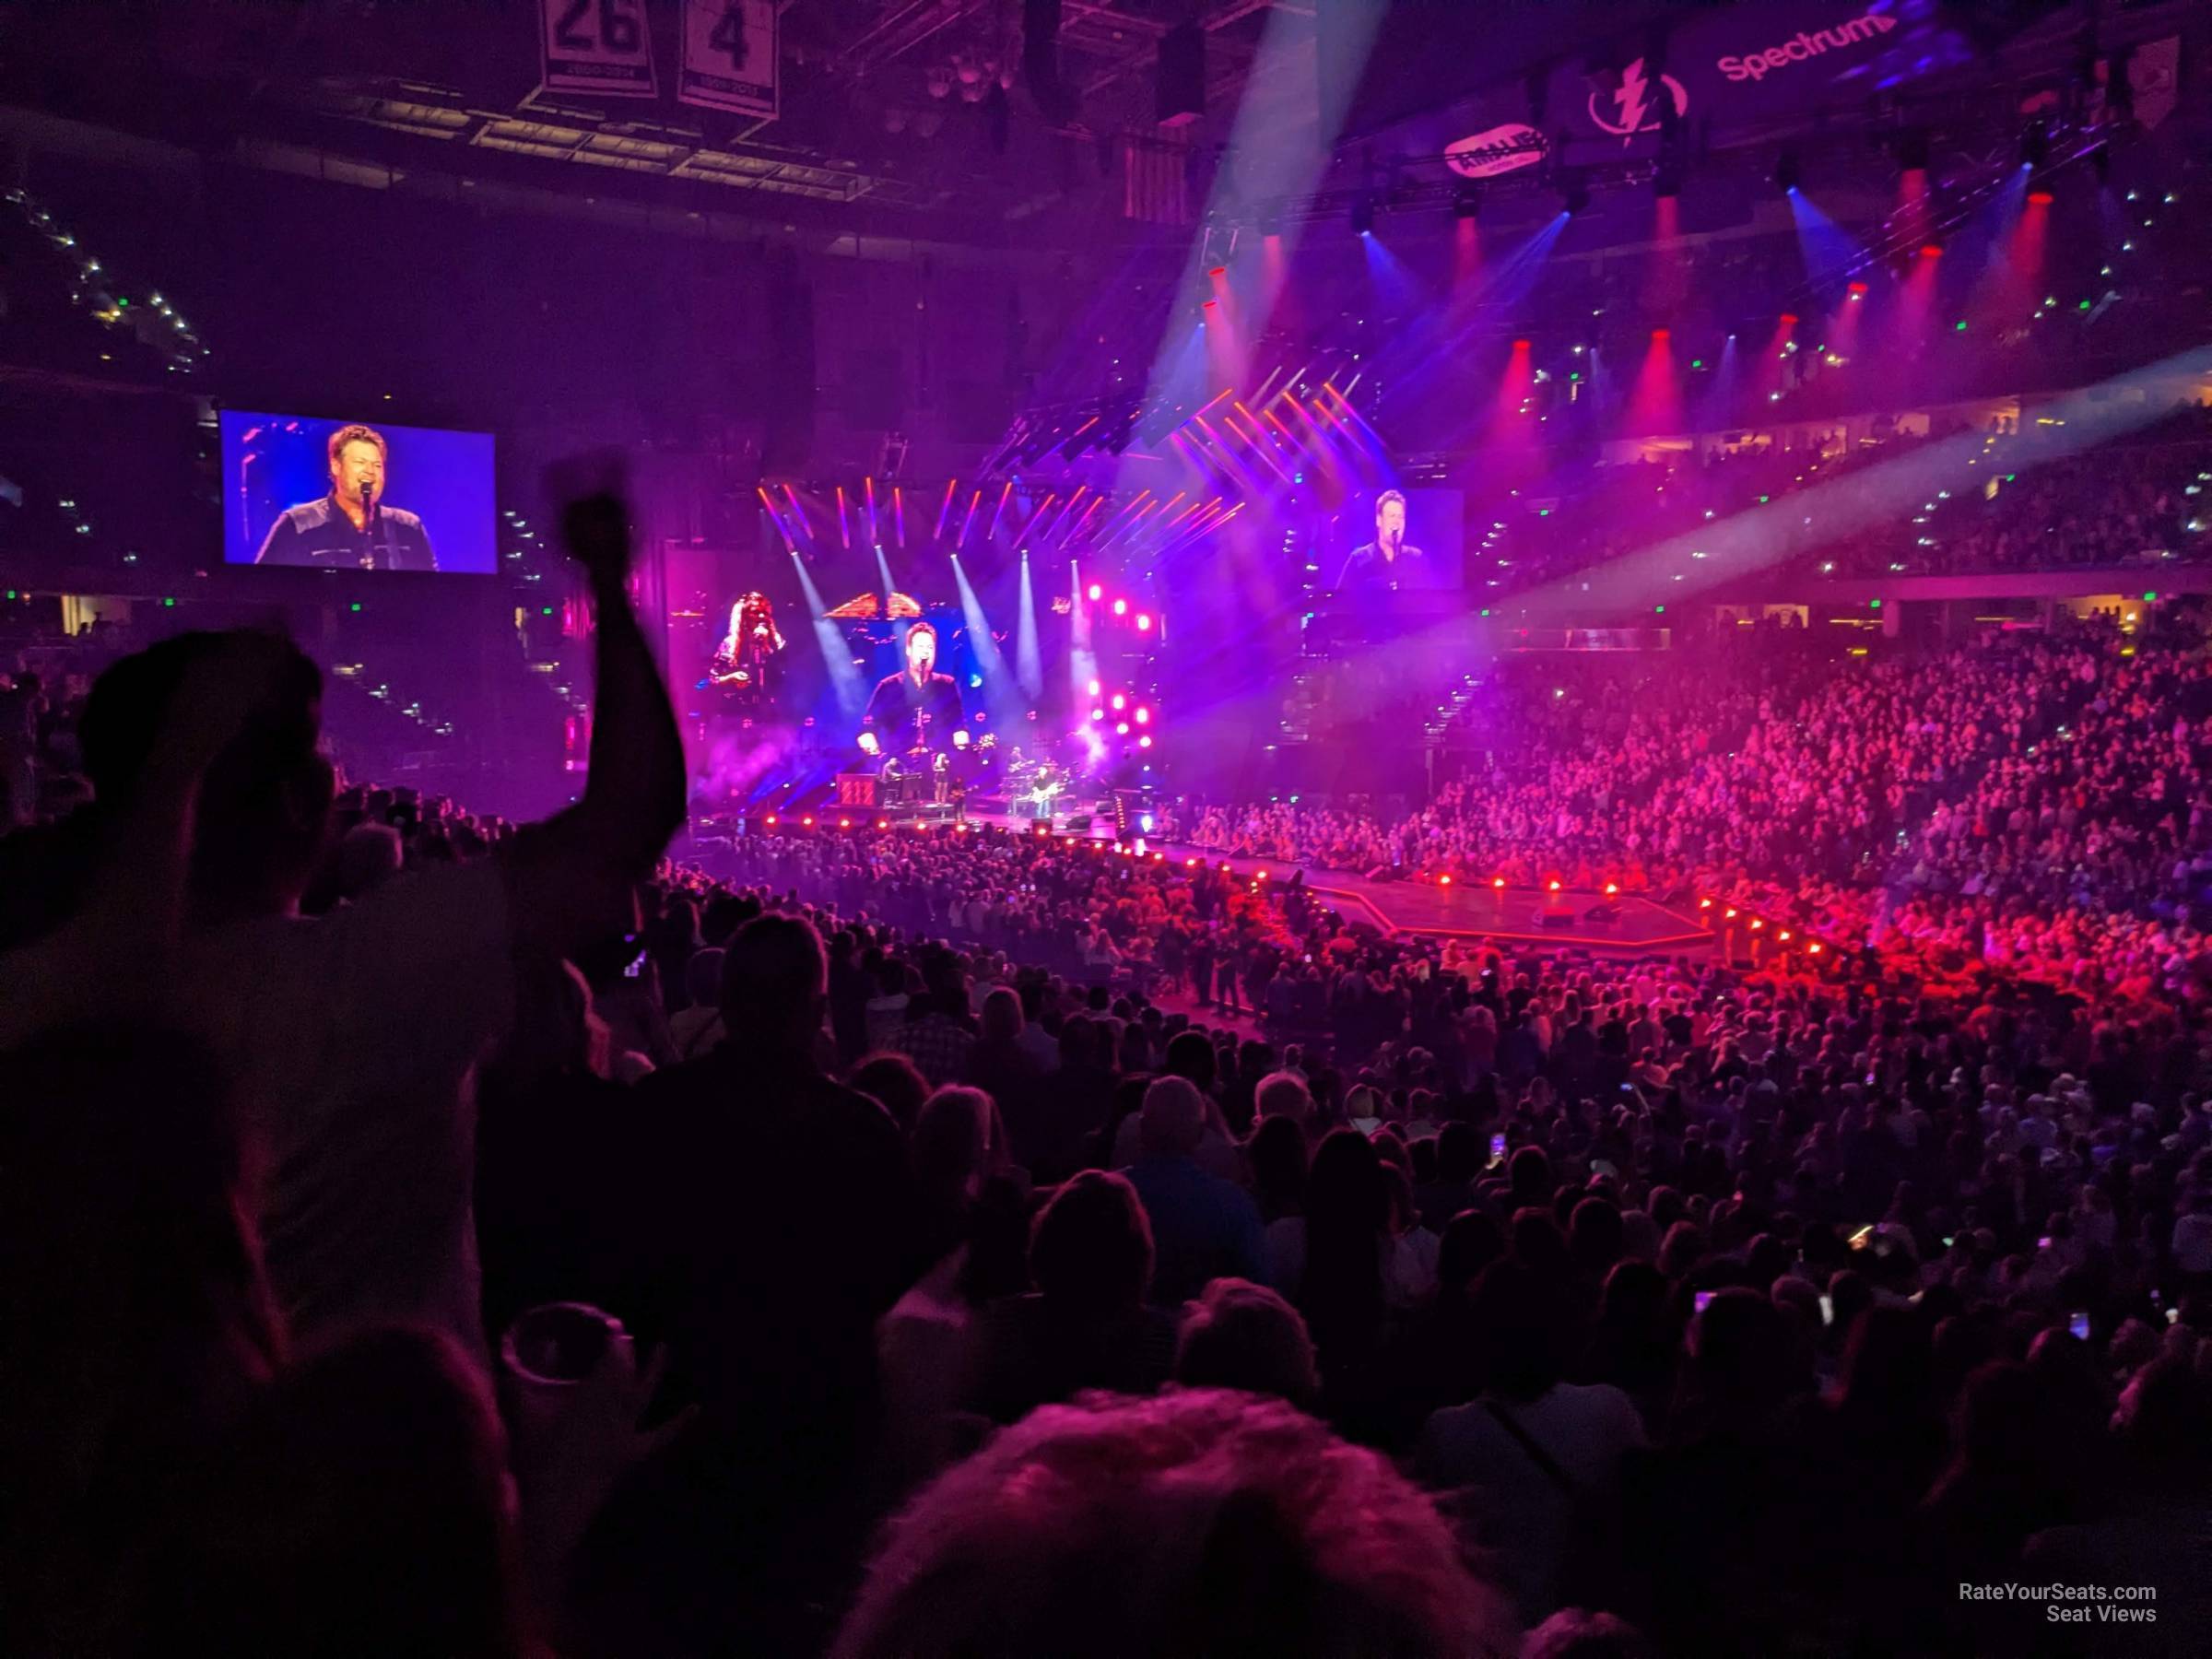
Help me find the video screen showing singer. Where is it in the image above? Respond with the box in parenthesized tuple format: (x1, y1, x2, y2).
(254, 424, 438, 571)
(710, 593, 785, 698)
(859, 620, 967, 759)
(1335, 488, 1429, 592)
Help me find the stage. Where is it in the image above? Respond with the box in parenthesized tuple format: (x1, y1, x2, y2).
(949, 806, 1717, 956)
(1287, 873, 1715, 955)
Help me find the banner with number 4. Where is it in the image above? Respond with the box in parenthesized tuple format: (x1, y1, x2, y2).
(679, 0, 778, 123)
(541, 0, 657, 99)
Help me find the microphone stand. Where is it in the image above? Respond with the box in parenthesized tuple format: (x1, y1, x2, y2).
(359, 484, 380, 569)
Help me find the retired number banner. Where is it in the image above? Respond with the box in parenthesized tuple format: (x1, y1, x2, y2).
(679, 0, 779, 122)
(541, 0, 659, 99)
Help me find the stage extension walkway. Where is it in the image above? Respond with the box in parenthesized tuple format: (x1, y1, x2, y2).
(964, 809, 1716, 956)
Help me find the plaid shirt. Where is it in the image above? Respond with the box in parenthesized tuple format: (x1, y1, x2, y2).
(892, 1013, 976, 1088)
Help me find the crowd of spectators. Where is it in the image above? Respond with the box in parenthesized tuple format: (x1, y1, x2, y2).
(1186, 604, 2212, 1009)
(7, 477, 2212, 1659)
(1472, 406, 2212, 599)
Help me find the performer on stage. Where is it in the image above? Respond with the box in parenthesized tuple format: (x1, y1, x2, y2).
(859, 619, 968, 759)
(254, 424, 437, 571)
(708, 592, 785, 695)
(1334, 488, 1427, 592)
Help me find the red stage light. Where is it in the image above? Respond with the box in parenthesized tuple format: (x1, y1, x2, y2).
(1111, 694, 1126, 711)
(1779, 930, 1792, 942)
(840, 818, 852, 829)
(1138, 735, 1152, 748)
(1779, 312, 1799, 325)
(2027, 190, 2053, 206)
(1203, 300, 1218, 310)
(1135, 707, 1150, 724)
(1548, 879, 1562, 892)
(1605, 882, 1619, 895)
(1493, 877, 1506, 889)
(1809, 942, 1823, 954)
(1136, 613, 1152, 630)
(1440, 875, 1453, 887)
(1700, 897, 1712, 908)
(1750, 918, 1764, 930)
(1207, 265, 1227, 277)
(1847, 281, 1868, 294)
(1512, 338, 1531, 349)
(1651, 327, 1670, 340)
(1920, 243, 1943, 257)
(803, 816, 815, 827)
(1112, 598, 1127, 617)
(876, 819, 888, 830)
(1724, 907, 1738, 919)
(1087, 584, 1102, 601)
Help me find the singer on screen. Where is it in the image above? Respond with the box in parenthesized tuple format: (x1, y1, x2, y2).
(253, 424, 437, 571)
(1334, 488, 1428, 592)
(858, 619, 967, 759)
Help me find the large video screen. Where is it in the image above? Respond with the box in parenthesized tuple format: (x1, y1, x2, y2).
(1324, 487, 1464, 591)
(220, 411, 497, 574)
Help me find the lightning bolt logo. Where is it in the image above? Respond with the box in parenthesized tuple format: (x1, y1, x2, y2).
(1590, 57, 1685, 144)
(1613, 58, 1653, 144)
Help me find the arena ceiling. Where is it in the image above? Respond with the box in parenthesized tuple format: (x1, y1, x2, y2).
(0, 2, 2188, 242)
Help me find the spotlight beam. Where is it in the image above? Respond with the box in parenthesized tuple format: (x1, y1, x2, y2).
(874, 541, 897, 619)
(1559, 344, 2210, 621)
(789, 543, 865, 718)
(1056, 495, 1108, 551)
(1016, 552, 1041, 699)
(781, 484, 813, 539)
(949, 554, 1011, 728)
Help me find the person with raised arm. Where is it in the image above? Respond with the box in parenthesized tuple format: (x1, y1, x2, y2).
(1, 457, 684, 1365)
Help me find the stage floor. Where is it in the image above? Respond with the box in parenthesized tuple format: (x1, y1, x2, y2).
(1293, 875, 1714, 954)
(956, 808, 1715, 956)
